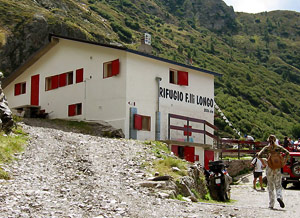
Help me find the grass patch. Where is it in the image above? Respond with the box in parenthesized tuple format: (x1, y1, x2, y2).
(175, 194, 184, 201)
(144, 140, 170, 158)
(0, 126, 28, 179)
(142, 141, 187, 179)
(255, 182, 267, 188)
(191, 188, 201, 199)
(198, 192, 237, 204)
(152, 157, 187, 179)
(221, 156, 253, 160)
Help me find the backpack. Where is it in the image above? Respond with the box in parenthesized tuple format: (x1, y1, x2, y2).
(267, 151, 286, 170)
(250, 158, 258, 171)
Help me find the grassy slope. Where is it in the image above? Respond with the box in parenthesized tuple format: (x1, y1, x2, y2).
(1, 0, 300, 140)
(0, 127, 28, 179)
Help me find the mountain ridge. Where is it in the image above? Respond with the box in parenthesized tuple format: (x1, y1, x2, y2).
(1, 0, 300, 140)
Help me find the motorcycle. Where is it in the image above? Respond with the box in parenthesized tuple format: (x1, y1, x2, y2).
(205, 160, 232, 201)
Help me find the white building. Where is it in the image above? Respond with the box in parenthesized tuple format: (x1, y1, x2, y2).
(2, 34, 222, 168)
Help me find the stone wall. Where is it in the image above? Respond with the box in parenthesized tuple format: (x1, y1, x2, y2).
(223, 159, 252, 177)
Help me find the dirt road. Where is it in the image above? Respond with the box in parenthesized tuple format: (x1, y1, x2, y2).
(230, 173, 300, 217)
(0, 120, 299, 217)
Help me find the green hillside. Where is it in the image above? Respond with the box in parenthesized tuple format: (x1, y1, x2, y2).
(1, 0, 300, 141)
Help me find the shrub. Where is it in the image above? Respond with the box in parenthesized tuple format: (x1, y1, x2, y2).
(291, 124, 300, 139)
(89, 6, 114, 21)
(111, 22, 132, 43)
(125, 18, 140, 31)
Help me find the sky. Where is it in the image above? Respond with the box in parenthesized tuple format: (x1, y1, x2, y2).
(223, 0, 300, 13)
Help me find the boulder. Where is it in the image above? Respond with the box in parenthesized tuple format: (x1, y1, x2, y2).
(0, 83, 14, 134)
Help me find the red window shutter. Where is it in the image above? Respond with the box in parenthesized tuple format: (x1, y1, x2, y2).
(184, 125, 192, 136)
(59, 73, 67, 87)
(178, 71, 188, 86)
(111, 59, 120, 76)
(68, 104, 76, 116)
(134, 114, 142, 130)
(15, 83, 21, 96)
(76, 68, 84, 83)
(195, 155, 199, 161)
(51, 75, 59, 89)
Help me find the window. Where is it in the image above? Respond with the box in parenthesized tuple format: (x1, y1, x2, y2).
(103, 59, 120, 78)
(169, 70, 177, 84)
(134, 114, 151, 131)
(67, 71, 74, 85)
(45, 75, 59, 91)
(68, 103, 82, 117)
(169, 69, 188, 86)
(14, 82, 26, 96)
(76, 68, 83, 83)
(46, 72, 73, 90)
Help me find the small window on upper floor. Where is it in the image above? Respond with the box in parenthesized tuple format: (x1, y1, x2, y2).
(76, 68, 83, 83)
(103, 59, 120, 78)
(67, 71, 74, 85)
(46, 71, 73, 91)
(45, 75, 59, 91)
(58, 71, 73, 88)
(169, 69, 188, 86)
(14, 82, 26, 96)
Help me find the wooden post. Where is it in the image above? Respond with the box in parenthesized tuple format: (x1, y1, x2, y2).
(238, 142, 240, 159)
(187, 119, 190, 142)
(168, 113, 170, 140)
(204, 123, 206, 144)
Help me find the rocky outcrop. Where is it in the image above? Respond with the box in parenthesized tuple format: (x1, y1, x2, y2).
(138, 164, 208, 201)
(160, 0, 237, 33)
(0, 83, 13, 134)
(0, 13, 93, 77)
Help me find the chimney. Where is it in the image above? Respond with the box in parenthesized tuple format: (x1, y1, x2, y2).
(138, 33, 152, 54)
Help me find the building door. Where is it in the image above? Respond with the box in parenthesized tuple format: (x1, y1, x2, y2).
(204, 150, 215, 170)
(171, 145, 179, 156)
(184, 146, 195, 163)
(31, 74, 40, 106)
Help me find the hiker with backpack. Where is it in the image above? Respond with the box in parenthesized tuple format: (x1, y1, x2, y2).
(251, 153, 266, 191)
(258, 134, 290, 209)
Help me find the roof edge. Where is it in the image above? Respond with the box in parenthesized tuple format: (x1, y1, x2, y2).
(49, 34, 223, 77)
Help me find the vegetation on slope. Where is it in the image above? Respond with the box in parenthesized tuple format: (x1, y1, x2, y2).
(1, 0, 300, 140)
(0, 126, 28, 179)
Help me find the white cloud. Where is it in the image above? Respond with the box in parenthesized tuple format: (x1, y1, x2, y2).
(223, 0, 300, 13)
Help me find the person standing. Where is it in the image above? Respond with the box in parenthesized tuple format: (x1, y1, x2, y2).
(258, 135, 290, 209)
(283, 136, 289, 149)
(251, 153, 266, 190)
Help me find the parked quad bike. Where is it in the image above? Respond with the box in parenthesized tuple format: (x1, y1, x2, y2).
(206, 161, 232, 201)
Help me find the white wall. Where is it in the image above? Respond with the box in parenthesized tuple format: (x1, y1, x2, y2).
(4, 39, 128, 131)
(195, 147, 205, 165)
(4, 71, 31, 108)
(125, 53, 215, 143)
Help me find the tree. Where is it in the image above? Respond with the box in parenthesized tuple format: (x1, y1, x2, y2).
(291, 124, 300, 139)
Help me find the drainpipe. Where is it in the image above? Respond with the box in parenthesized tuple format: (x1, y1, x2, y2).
(84, 76, 92, 120)
(155, 77, 162, 141)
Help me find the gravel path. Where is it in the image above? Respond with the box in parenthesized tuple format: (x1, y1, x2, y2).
(0, 120, 299, 217)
